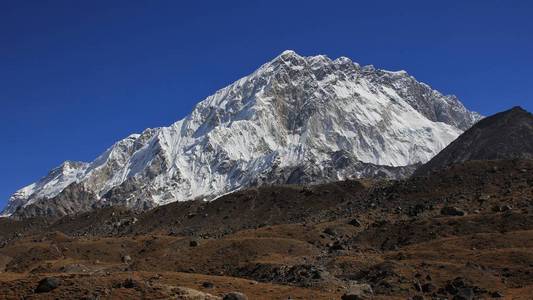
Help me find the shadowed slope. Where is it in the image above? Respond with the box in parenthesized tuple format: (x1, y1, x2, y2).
(415, 106, 533, 176)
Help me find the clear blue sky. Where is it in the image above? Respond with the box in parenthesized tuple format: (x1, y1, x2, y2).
(1, 0, 532, 208)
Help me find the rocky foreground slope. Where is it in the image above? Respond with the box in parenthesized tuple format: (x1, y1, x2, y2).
(0, 159, 532, 299)
(3, 50, 481, 218)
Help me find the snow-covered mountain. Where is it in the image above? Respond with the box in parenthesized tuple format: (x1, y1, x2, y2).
(2, 50, 481, 218)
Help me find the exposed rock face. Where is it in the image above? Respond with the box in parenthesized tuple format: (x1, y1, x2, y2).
(415, 106, 533, 176)
(12, 183, 98, 219)
(3, 50, 480, 218)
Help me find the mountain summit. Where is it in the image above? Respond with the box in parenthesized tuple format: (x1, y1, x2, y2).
(3, 51, 481, 218)
(415, 106, 533, 176)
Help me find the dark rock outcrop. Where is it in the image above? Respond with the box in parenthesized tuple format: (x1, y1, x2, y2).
(35, 277, 60, 293)
(415, 107, 533, 176)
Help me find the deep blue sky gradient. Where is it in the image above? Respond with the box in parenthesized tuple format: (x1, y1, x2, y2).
(1, 0, 532, 208)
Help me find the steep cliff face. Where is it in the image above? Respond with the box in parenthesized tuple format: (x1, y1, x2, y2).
(3, 50, 481, 217)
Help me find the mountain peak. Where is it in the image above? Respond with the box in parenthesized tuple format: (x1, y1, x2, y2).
(508, 106, 528, 114)
(269, 49, 307, 66)
(471, 106, 531, 131)
(270, 50, 303, 62)
(279, 49, 299, 57)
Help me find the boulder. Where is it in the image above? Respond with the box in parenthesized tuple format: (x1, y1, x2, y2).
(223, 292, 248, 300)
(122, 278, 138, 289)
(175, 287, 221, 300)
(440, 206, 466, 216)
(323, 227, 337, 236)
(422, 283, 436, 293)
(348, 218, 362, 227)
(490, 291, 504, 298)
(341, 283, 373, 300)
(454, 287, 474, 300)
(122, 254, 132, 264)
(35, 277, 60, 293)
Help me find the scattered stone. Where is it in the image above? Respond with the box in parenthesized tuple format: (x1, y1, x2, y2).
(440, 206, 466, 216)
(422, 283, 436, 293)
(341, 294, 363, 300)
(501, 205, 513, 212)
(443, 277, 474, 296)
(452, 277, 466, 288)
(202, 281, 214, 288)
(35, 277, 60, 293)
(301, 187, 314, 196)
(490, 291, 504, 298)
(59, 263, 90, 273)
(492, 205, 513, 212)
(123, 278, 137, 289)
(454, 287, 474, 300)
(371, 219, 389, 227)
(223, 292, 248, 300)
(445, 283, 458, 294)
(323, 227, 337, 236)
(478, 194, 491, 201)
(341, 283, 373, 300)
(235, 263, 330, 287)
(408, 204, 427, 216)
(329, 241, 346, 251)
(190, 240, 200, 247)
(175, 287, 220, 299)
(122, 254, 132, 264)
(492, 205, 502, 212)
(348, 218, 362, 227)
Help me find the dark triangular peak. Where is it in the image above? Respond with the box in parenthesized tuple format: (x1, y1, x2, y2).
(414, 106, 533, 176)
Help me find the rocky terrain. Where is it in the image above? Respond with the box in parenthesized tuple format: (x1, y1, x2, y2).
(0, 158, 532, 299)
